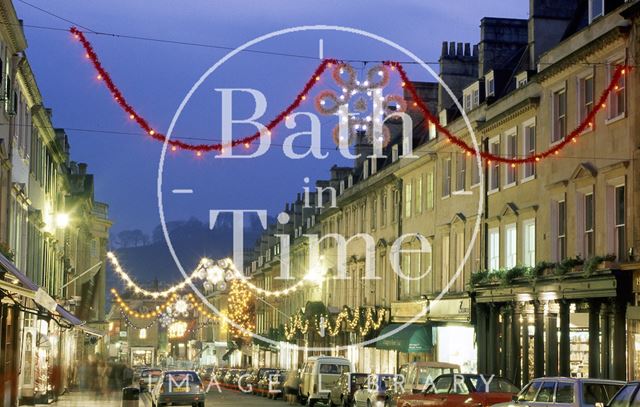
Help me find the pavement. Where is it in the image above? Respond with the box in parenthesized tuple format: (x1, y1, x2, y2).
(50, 389, 319, 406)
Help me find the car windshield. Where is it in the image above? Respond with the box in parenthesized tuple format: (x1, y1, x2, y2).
(471, 377, 519, 393)
(142, 370, 162, 378)
(319, 364, 349, 374)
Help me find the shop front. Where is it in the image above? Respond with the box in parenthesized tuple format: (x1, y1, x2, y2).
(387, 296, 475, 373)
(473, 267, 631, 386)
(130, 347, 155, 367)
(628, 266, 640, 380)
(375, 323, 433, 372)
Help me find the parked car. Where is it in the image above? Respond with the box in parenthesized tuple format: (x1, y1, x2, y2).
(597, 381, 640, 407)
(248, 368, 274, 394)
(299, 356, 352, 406)
(214, 368, 228, 383)
(353, 374, 396, 406)
(255, 368, 277, 395)
(492, 377, 624, 407)
(264, 369, 287, 399)
(386, 362, 461, 406)
(150, 370, 206, 407)
(139, 368, 163, 393)
(397, 373, 519, 407)
(283, 369, 301, 401)
(329, 372, 369, 407)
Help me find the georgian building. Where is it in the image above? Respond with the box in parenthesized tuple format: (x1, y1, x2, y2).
(0, 0, 111, 405)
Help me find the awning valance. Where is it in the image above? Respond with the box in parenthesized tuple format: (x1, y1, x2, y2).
(375, 323, 433, 353)
(0, 252, 97, 333)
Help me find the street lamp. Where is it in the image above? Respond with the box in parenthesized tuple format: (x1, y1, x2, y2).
(55, 213, 70, 229)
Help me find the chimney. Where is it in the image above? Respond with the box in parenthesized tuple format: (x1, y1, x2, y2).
(479, 17, 528, 76)
(438, 41, 478, 113)
(528, 0, 580, 69)
(78, 163, 87, 176)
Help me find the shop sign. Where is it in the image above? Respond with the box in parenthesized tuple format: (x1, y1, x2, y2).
(428, 298, 471, 322)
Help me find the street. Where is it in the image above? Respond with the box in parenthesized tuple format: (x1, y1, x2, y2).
(51, 390, 315, 407)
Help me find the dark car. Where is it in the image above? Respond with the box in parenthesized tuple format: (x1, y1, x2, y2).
(139, 368, 163, 393)
(328, 372, 368, 407)
(598, 381, 640, 407)
(398, 374, 520, 407)
(266, 370, 287, 399)
(150, 370, 205, 407)
(256, 369, 278, 396)
(248, 368, 274, 395)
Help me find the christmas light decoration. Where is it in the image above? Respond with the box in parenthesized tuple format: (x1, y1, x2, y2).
(384, 60, 631, 164)
(107, 252, 234, 298)
(70, 26, 629, 163)
(110, 288, 178, 319)
(120, 309, 157, 330)
(70, 26, 337, 154)
(284, 306, 386, 340)
(227, 279, 255, 338)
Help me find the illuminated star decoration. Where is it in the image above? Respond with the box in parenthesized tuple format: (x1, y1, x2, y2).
(166, 296, 191, 318)
(314, 63, 406, 148)
(159, 312, 175, 328)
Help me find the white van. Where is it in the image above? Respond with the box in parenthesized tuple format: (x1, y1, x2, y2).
(299, 356, 352, 406)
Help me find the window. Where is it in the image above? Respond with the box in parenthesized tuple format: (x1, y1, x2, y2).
(584, 193, 595, 258)
(472, 89, 479, 107)
(489, 140, 500, 191)
(456, 153, 466, 191)
(535, 381, 556, 403)
(381, 193, 387, 226)
(488, 228, 500, 271)
(523, 220, 536, 267)
(486, 77, 495, 97)
(555, 382, 574, 403)
(139, 328, 147, 339)
(429, 122, 437, 140)
(405, 182, 412, 218)
(360, 203, 366, 232)
(506, 132, 517, 185)
(464, 93, 472, 112)
(392, 190, 399, 223)
(579, 75, 594, 122)
(471, 156, 480, 186)
(608, 61, 626, 119)
(441, 235, 450, 290)
(552, 88, 567, 143)
(442, 159, 451, 197)
(455, 232, 465, 292)
(371, 197, 377, 230)
(518, 382, 542, 402)
(523, 123, 536, 179)
(426, 172, 434, 209)
(589, 0, 604, 23)
(505, 224, 517, 269)
(416, 177, 423, 214)
(614, 185, 626, 261)
(557, 200, 567, 261)
(609, 385, 635, 406)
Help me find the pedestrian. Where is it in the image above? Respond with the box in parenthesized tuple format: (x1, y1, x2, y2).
(122, 364, 133, 387)
(97, 360, 111, 396)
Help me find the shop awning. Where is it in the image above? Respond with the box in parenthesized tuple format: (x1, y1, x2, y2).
(375, 323, 433, 353)
(0, 252, 97, 333)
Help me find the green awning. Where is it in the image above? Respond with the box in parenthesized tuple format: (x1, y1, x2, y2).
(375, 324, 433, 353)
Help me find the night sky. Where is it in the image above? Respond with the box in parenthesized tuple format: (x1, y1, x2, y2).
(15, 0, 529, 237)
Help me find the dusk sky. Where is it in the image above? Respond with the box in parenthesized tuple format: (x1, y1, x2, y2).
(15, 0, 529, 237)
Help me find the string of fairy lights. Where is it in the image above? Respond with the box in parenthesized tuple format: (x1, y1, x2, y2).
(108, 250, 389, 339)
(70, 26, 631, 165)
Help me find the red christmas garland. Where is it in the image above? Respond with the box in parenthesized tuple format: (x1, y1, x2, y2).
(70, 27, 629, 163)
(385, 61, 629, 164)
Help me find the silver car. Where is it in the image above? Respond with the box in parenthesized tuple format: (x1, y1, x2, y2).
(492, 377, 624, 407)
(150, 370, 206, 407)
